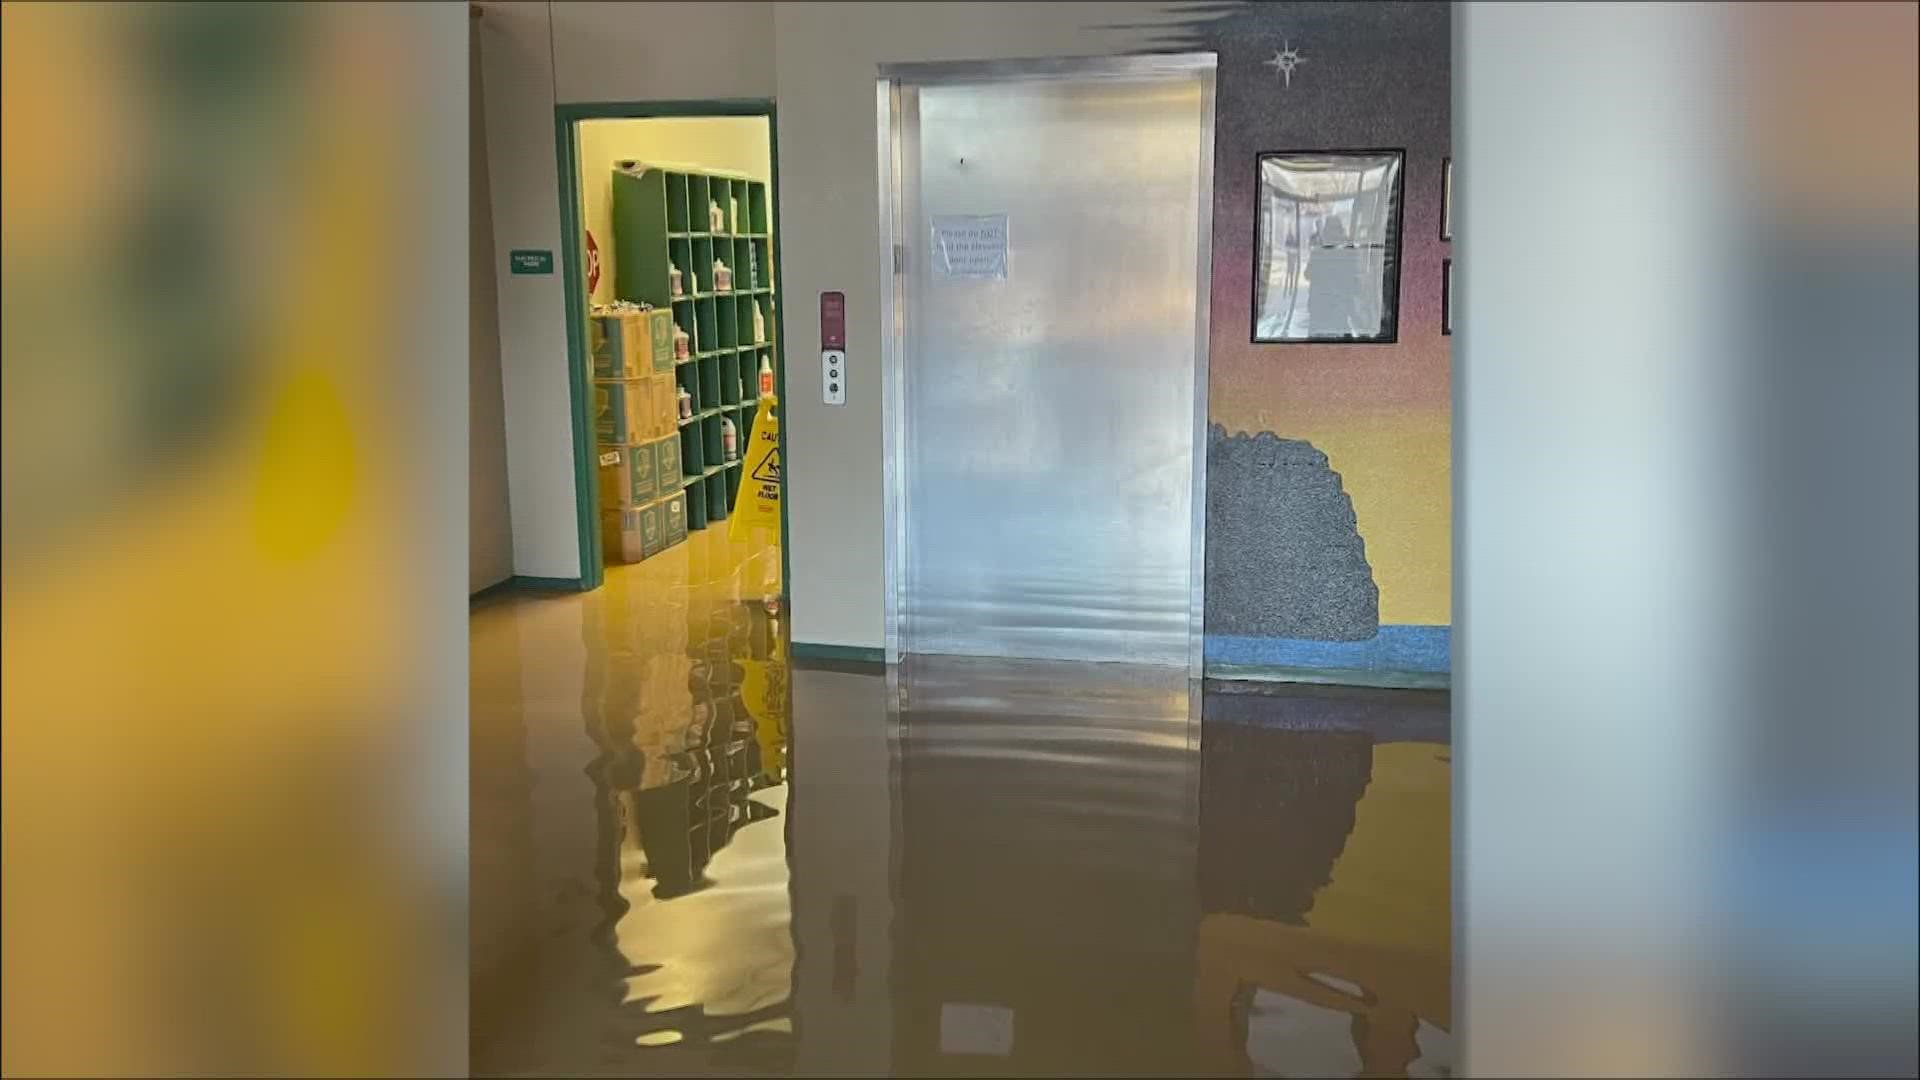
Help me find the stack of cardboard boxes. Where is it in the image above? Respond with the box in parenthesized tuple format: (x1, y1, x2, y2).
(591, 304, 689, 563)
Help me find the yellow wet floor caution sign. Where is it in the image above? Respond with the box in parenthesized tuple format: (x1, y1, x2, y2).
(729, 394, 781, 542)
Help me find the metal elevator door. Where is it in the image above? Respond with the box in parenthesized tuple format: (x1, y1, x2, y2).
(882, 56, 1215, 670)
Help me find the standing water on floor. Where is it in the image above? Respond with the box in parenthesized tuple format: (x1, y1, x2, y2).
(471, 531, 1450, 1076)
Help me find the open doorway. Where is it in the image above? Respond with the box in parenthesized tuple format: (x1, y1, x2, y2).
(555, 104, 785, 601)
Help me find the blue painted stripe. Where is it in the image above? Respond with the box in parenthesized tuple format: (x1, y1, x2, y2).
(1205, 625, 1451, 674)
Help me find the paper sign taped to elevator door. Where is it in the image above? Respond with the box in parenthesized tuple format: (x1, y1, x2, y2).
(931, 215, 1008, 279)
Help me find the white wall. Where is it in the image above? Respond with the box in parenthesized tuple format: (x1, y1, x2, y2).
(548, 1, 773, 103)
(474, 2, 772, 581)
(475, 2, 570, 578)
(470, 15, 514, 592)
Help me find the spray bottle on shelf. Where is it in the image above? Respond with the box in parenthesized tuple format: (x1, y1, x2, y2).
(712, 259, 732, 292)
(758, 354, 775, 399)
(721, 417, 738, 462)
(668, 263, 683, 297)
(752, 303, 766, 344)
(672, 324, 691, 360)
(677, 387, 693, 420)
(709, 199, 726, 232)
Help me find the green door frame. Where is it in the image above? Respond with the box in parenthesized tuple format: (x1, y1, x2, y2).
(553, 99, 791, 593)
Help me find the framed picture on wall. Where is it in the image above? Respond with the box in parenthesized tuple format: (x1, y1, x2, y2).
(1442, 258, 1453, 335)
(1441, 157, 1453, 241)
(1253, 150, 1406, 344)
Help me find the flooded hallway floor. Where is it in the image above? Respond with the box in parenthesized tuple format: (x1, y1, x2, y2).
(471, 529, 1450, 1076)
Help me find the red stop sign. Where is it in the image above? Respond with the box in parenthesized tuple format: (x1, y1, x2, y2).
(585, 230, 601, 294)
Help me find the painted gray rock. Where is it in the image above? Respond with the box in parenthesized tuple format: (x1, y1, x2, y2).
(1206, 426, 1380, 641)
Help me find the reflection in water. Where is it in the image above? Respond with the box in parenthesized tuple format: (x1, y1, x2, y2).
(888, 657, 1202, 1077)
(584, 551, 795, 1071)
(470, 540, 1450, 1076)
(1194, 689, 1451, 1078)
(1200, 724, 1375, 925)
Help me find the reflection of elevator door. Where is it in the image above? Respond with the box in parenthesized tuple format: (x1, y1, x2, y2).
(891, 60, 1212, 668)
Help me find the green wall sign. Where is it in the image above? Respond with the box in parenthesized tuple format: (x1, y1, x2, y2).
(509, 249, 554, 275)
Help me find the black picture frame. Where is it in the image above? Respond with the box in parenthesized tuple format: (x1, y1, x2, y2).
(1441, 157, 1453, 242)
(1251, 149, 1407, 345)
(1442, 257, 1453, 336)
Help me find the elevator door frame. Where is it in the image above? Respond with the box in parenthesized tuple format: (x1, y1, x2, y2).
(876, 54, 1216, 676)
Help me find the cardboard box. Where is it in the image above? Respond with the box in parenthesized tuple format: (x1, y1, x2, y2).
(653, 432, 682, 491)
(594, 378, 643, 444)
(595, 375, 675, 444)
(646, 308, 675, 374)
(603, 498, 664, 564)
(592, 309, 673, 379)
(601, 505, 647, 564)
(591, 311, 648, 380)
(597, 445, 656, 508)
(597, 435, 682, 509)
(656, 375, 680, 433)
(662, 487, 688, 546)
(601, 488, 687, 565)
(638, 496, 669, 559)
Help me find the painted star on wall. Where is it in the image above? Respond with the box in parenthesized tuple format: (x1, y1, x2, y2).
(1265, 41, 1307, 88)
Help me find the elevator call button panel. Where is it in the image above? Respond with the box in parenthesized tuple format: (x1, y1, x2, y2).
(821, 292, 846, 406)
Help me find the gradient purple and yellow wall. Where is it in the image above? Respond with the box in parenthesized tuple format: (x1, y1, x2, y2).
(1136, 2, 1451, 677)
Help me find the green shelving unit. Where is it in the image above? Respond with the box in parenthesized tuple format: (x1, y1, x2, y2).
(614, 162, 780, 532)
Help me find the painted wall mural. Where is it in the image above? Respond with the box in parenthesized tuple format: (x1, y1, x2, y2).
(1113, 1, 1452, 678)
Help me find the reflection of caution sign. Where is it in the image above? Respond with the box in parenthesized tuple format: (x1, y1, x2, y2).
(729, 394, 782, 541)
(737, 657, 789, 776)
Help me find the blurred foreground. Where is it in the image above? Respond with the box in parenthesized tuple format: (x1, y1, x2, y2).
(1, 2, 1912, 1076)
(3, 4, 467, 1075)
